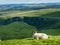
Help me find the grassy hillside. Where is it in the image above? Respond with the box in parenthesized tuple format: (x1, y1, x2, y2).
(0, 8, 60, 19)
(41, 29, 60, 35)
(0, 22, 37, 40)
(0, 8, 60, 29)
(0, 8, 60, 45)
(0, 37, 60, 45)
(0, 28, 60, 45)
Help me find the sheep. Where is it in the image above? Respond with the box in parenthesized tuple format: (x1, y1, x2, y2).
(32, 31, 48, 40)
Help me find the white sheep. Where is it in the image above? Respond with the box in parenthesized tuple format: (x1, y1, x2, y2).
(32, 31, 48, 40)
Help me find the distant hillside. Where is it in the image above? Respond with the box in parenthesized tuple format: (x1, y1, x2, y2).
(0, 3, 60, 11)
(0, 9, 60, 29)
(0, 8, 60, 18)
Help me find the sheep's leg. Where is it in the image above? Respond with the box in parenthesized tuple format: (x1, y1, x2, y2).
(33, 37, 35, 39)
(39, 37, 41, 39)
(32, 35, 35, 39)
(36, 37, 39, 40)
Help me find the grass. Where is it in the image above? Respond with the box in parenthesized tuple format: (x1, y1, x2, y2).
(0, 25, 60, 45)
(0, 8, 60, 19)
(0, 22, 37, 40)
(0, 8, 60, 45)
(0, 36, 60, 45)
(40, 29, 60, 35)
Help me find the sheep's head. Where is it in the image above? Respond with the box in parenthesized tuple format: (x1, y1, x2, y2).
(32, 31, 37, 34)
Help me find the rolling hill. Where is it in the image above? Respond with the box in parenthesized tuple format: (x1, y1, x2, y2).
(0, 7, 60, 45)
(0, 8, 60, 29)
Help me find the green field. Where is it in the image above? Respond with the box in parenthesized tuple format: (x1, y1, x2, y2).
(0, 36, 60, 45)
(0, 29, 60, 45)
(0, 8, 60, 45)
(0, 8, 60, 19)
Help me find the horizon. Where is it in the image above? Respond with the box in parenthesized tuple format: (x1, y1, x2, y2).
(0, 2, 60, 5)
(0, 0, 60, 4)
